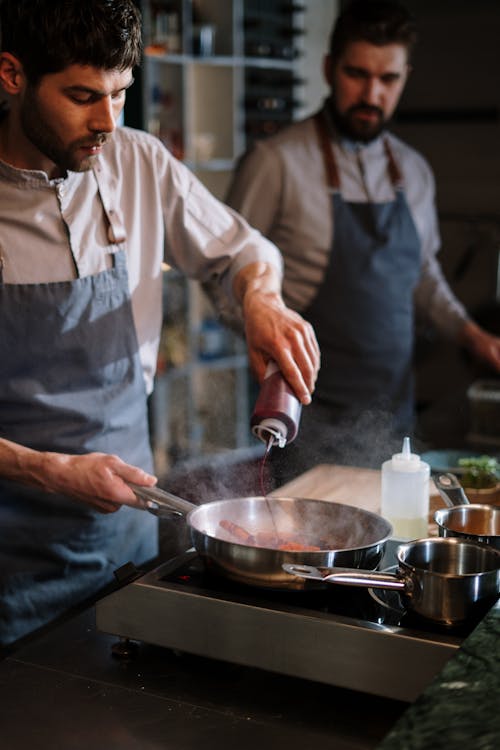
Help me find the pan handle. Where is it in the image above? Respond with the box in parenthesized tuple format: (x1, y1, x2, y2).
(434, 472, 470, 508)
(282, 563, 407, 592)
(126, 482, 197, 516)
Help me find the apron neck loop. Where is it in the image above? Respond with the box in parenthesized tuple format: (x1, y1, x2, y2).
(314, 110, 404, 192)
(314, 111, 341, 191)
(383, 139, 403, 188)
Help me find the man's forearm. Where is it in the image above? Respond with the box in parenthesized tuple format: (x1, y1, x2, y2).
(0, 437, 158, 512)
(0, 437, 49, 489)
(233, 261, 284, 310)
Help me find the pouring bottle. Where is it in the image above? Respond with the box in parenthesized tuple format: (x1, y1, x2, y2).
(381, 436, 430, 540)
(250, 361, 302, 449)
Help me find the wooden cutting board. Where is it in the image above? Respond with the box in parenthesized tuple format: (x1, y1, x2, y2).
(272, 464, 442, 536)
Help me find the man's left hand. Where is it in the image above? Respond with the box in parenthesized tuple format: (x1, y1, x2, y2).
(461, 320, 500, 372)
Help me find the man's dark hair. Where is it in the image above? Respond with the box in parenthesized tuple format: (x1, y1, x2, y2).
(0, 0, 143, 85)
(329, 0, 417, 63)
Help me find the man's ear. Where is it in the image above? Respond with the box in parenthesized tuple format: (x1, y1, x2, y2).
(0, 52, 25, 95)
(323, 53, 334, 88)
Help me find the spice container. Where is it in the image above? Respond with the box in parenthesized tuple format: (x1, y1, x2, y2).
(250, 361, 301, 448)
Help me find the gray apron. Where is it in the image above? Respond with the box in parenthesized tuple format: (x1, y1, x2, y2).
(0, 170, 158, 645)
(306, 112, 422, 430)
(269, 114, 422, 484)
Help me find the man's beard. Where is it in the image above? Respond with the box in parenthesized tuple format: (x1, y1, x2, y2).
(330, 98, 388, 143)
(20, 85, 108, 173)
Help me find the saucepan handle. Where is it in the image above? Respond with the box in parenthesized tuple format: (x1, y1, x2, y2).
(126, 482, 196, 516)
(434, 472, 470, 507)
(283, 563, 407, 591)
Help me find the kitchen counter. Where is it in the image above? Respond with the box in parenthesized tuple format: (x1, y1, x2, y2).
(377, 599, 500, 750)
(0, 464, 498, 749)
(0, 607, 406, 750)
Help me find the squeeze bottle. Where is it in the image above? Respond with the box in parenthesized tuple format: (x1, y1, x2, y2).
(250, 361, 302, 449)
(380, 437, 430, 540)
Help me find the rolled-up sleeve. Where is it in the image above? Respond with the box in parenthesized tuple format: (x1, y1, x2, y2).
(415, 253, 469, 340)
(412, 170, 469, 340)
(226, 143, 283, 236)
(160, 157, 283, 300)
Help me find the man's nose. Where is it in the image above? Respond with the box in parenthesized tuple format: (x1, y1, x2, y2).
(362, 77, 383, 105)
(88, 96, 117, 133)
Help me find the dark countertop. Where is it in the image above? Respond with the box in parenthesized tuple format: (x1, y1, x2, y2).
(0, 605, 407, 750)
(1, 595, 499, 750)
(376, 599, 500, 749)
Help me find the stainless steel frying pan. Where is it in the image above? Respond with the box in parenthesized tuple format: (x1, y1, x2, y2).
(129, 483, 393, 590)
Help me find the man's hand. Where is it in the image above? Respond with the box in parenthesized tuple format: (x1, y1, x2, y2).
(460, 320, 500, 372)
(233, 262, 320, 403)
(0, 438, 157, 513)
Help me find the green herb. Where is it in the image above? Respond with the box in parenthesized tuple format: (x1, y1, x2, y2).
(458, 455, 499, 489)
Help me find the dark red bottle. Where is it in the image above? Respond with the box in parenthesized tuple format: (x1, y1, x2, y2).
(250, 361, 302, 448)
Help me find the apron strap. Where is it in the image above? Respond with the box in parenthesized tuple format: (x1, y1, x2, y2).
(314, 110, 404, 191)
(383, 139, 404, 188)
(314, 111, 341, 191)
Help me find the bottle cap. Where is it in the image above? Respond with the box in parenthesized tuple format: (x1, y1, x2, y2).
(251, 417, 287, 448)
(391, 436, 421, 472)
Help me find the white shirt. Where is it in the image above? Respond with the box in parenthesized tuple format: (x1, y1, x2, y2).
(226, 104, 468, 341)
(0, 126, 282, 392)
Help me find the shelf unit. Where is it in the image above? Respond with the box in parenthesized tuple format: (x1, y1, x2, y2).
(136, 0, 304, 472)
(140, 0, 304, 197)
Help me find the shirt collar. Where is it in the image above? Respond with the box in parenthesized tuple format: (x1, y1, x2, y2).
(0, 156, 80, 188)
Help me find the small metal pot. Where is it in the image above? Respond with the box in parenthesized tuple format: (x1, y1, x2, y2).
(284, 536, 500, 625)
(434, 473, 500, 551)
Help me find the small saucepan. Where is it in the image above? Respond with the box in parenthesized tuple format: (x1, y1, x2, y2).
(284, 536, 500, 625)
(434, 473, 500, 551)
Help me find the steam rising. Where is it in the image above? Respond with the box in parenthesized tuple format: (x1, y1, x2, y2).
(155, 393, 434, 559)
(155, 366, 433, 560)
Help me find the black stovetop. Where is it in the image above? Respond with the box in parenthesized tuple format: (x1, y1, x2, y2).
(155, 546, 482, 639)
(96, 539, 491, 701)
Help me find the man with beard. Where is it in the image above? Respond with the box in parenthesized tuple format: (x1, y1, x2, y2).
(227, 0, 500, 482)
(0, 0, 319, 646)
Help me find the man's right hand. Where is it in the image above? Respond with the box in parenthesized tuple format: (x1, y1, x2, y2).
(0, 438, 157, 513)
